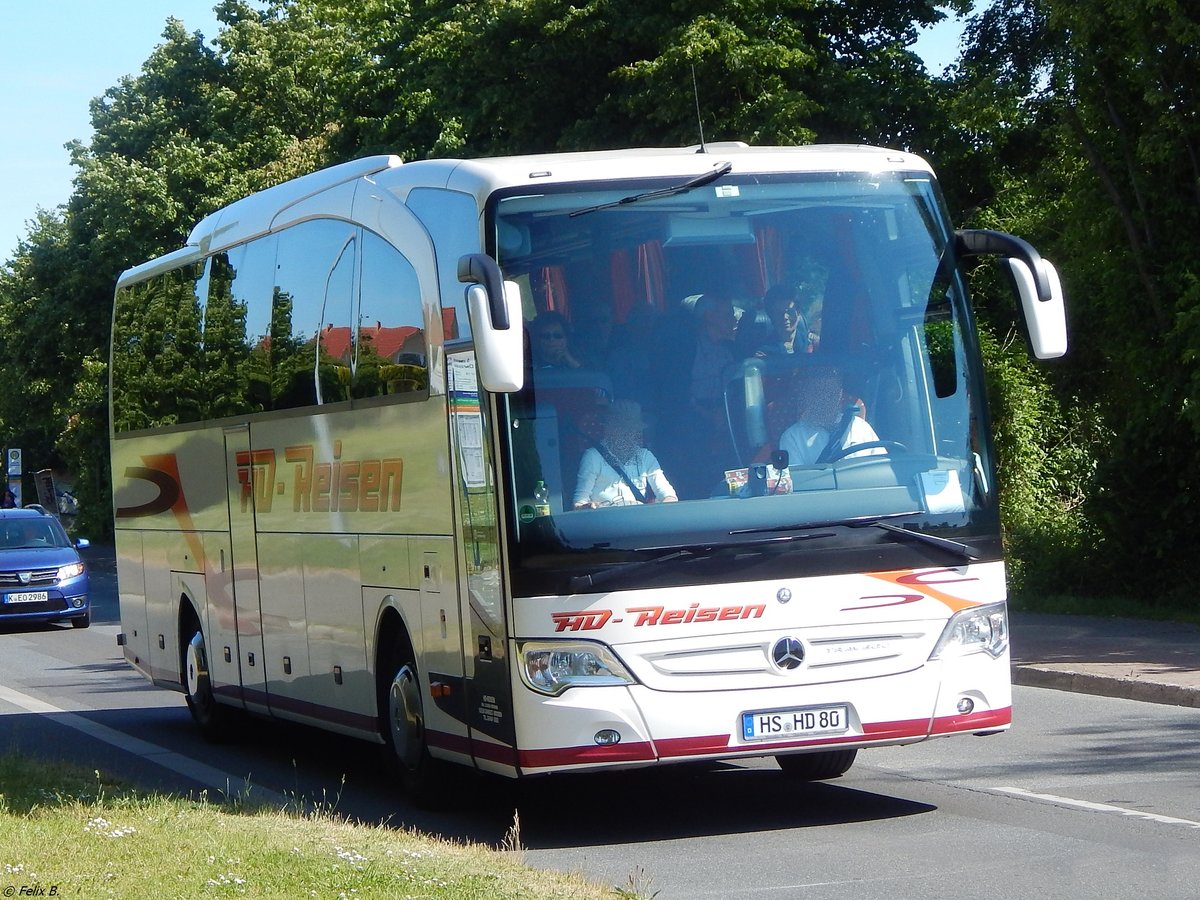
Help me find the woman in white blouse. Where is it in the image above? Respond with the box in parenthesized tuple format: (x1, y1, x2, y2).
(573, 400, 679, 508)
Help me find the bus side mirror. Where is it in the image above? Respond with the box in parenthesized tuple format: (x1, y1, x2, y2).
(1002, 256, 1067, 359)
(458, 253, 524, 392)
(956, 229, 1068, 360)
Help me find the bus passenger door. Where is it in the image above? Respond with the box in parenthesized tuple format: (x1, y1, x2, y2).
(223, 426, 269, 713)
(448, 353, 518, 773)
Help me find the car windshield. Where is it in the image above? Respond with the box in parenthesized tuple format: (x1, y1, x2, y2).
(0, 518, 70, 549)
(493, 170, 994, 594)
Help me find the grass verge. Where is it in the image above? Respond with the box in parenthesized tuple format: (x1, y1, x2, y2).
(0, 753, 626, 899)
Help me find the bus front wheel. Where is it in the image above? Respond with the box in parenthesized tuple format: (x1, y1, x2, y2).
(775, 748, 858, 781)
(387, 663, 425, 772)
(183, 626, 235, 741)
(382, 651, 449, 806)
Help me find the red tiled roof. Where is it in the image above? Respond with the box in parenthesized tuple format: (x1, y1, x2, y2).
(321, 324, 423, 362)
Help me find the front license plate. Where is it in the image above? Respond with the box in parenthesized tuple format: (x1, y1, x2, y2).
(742, 704, 849, 741)
(6, 591, 49, 604)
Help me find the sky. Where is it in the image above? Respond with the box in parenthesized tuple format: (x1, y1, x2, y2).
(0, 2, 967, 264)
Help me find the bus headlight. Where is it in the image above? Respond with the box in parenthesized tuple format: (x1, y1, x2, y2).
(929, 602, 1008, 660)
(518, 640, 636, 696)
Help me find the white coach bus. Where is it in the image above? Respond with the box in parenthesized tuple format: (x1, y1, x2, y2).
(110, 145, 1066, 797)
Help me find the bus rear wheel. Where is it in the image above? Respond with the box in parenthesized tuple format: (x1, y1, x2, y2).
(382, 650, 450, 806)
(775, 748, 858, 781)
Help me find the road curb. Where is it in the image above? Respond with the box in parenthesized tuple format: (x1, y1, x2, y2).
(1013, 665, 1200, 709)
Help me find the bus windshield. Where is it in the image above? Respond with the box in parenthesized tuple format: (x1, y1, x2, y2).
(494, 170, 994, 595)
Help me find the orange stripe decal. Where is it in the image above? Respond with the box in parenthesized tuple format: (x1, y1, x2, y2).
(867, 567, 981, 613)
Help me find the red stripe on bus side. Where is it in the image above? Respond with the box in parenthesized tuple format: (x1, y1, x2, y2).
(517, 741, 657, 769)
(929, 706, 1011, 734)
(425, 729, 473, 756)
(215, 684, 379, 732)
(441, 733, 520, 768)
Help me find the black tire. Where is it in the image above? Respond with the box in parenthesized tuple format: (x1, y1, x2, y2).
(70, 611, 90, 628)
(776, 748, 858, 781)
(380, 641, 452, 807)
(183, 624, 236, 741)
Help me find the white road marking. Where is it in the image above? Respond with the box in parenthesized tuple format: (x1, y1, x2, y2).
(994, 786, 1200, 829)
(0, 682, 287, 806)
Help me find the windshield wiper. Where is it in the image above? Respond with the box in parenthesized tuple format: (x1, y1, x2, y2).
(730, 511, 921, 536)
(569, 161, 733, 217)
(567, 532, 822, 593)
(732, 512, 979, 562)
(869, 521, 979, 561)
(569, 547, 704, 593)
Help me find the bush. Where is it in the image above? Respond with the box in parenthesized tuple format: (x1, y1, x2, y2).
(977, 324, 1103, 598)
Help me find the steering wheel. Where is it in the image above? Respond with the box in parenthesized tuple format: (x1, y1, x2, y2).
(824, 440, 909, 462)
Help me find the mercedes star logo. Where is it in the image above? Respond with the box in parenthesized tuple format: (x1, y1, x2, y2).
(772, 637, 805, 670)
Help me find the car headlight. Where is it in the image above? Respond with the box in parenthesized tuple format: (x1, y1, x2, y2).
(519, 640, 636, 696)
(929, 602, 1008, 660)
(57, 562, 86, 581)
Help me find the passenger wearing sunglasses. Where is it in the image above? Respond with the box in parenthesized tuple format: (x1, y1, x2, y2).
(529, 311, 582, 369)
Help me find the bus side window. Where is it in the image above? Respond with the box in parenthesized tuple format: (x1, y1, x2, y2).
(211, 235, 278, 415)
(271, 220, 358, 410)
(112, 261, 206, 432)
(353, 230, 428, 398)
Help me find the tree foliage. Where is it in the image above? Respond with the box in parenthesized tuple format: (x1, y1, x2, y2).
(317, 0, 950, 158)
(0, 5, 346, 534)
(0, 0, 1192, 609)
(950, 0, 1200, 597)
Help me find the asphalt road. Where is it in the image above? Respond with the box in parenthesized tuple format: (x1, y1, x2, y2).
(1, 549, 1198, 898)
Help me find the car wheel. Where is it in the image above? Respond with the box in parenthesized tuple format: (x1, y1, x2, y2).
(775, 748, 858, 781)
(70, 611, 90, 628)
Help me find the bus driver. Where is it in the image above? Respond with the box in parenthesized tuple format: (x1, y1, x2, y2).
(778, 366, 885, 466)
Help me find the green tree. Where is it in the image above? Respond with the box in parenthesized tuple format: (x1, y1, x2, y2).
(320, 0, 955, 159)
(1, 7, 352, 535)
(0, 213, 82, 491)
(953, 0, 1200, 598)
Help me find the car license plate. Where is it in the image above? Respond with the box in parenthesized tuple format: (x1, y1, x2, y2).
(6, 591, 48, 604)
(742, 704, 849, 741)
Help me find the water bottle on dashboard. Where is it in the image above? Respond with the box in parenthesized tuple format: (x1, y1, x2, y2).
(533, 480, 551, 517)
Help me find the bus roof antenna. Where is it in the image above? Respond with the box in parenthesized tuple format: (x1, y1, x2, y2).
(692, 65, 707, 153)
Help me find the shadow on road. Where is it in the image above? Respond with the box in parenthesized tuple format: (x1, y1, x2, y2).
(0, 698, 937, 850)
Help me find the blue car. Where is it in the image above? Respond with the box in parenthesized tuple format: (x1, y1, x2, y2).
(0, 508, 91, 629)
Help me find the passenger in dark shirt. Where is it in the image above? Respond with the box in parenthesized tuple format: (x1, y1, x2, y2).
(754, 284, 810, 358)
